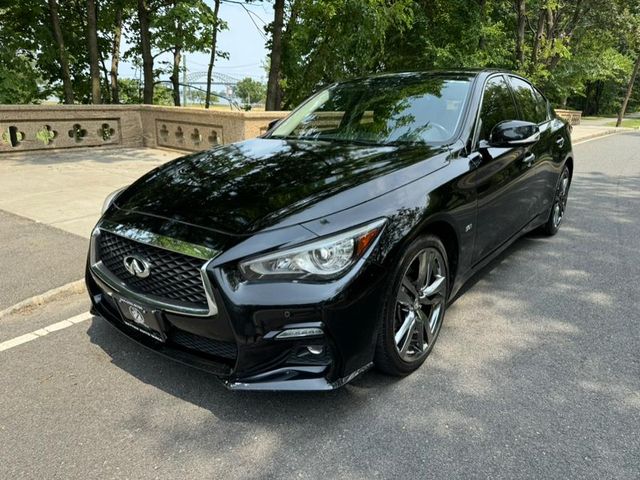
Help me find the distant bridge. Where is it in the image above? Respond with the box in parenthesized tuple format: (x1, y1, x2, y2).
(186, 72, 242, 86)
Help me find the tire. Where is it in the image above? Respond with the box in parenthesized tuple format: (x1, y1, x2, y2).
(541, 165, 571, 236)
(374, 235, 449, 376)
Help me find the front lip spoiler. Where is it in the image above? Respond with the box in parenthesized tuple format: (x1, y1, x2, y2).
(92, 303, 372, 392)
(224, 362, 373, 391)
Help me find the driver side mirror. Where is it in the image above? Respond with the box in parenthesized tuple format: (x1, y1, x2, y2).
(488, 120, 540, 148)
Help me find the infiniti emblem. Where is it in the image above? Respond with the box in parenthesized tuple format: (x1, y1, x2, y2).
(128, 305, 146, 326)
(123, 255, 151, 278)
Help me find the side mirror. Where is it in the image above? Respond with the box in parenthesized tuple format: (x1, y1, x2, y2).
(489, 120, 540, 147)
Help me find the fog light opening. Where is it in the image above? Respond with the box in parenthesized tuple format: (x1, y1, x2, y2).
(306, 345, 324, 355)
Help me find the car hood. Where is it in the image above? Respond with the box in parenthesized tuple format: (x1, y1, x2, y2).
(114, 138, 447, 235)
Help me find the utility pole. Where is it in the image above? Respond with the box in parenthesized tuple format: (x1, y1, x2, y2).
(182, 55, 188, 107)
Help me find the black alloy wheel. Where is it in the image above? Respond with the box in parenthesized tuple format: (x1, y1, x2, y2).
(375, 235, 449, 376)
(543, 166, 571, 236)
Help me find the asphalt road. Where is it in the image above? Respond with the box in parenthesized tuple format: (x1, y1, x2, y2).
(0, 210, 87, 310)
(1, 133, 639, 479)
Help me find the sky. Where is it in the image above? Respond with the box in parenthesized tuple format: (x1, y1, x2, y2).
(119, 1, 274, 84)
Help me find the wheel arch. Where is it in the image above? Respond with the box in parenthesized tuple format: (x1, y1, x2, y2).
(417, 218, 460, 290)
(564, 155, 574, 179)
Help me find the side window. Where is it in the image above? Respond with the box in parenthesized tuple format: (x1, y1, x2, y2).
(509, 76, 547, 124)
(533, 87, 552, 122)
(478, 76, 518, 141)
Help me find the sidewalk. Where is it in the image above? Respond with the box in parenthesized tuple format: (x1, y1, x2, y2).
(0, 147, 181, 239)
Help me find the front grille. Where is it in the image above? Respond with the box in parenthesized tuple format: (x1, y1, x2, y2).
(98, 231, 208, 307)
(169, 329, 237, 360)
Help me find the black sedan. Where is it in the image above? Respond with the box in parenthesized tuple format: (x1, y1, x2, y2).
(86, 70, 573, 390)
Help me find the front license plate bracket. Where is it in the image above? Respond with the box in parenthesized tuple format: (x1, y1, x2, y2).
(115, 296, 166, 342)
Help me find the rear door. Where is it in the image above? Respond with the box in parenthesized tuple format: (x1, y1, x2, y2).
(507, 76, 555, 219)
(471, 75, 533, 263)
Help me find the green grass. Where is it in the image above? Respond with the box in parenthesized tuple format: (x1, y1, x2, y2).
(605, 119, 640, 128)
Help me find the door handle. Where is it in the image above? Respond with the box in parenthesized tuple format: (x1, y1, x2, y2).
(523, 152, 536, 167)
(556, 136, 565, 148)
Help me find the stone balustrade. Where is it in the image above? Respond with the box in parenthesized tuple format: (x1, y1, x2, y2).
(0, 104, 583, 154)
(0, 105, 288, 154)
(555, 109, 582, 126)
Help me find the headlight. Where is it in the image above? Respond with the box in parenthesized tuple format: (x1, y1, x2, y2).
(239, 219, 386, 281)
(101, 187, 126, 214)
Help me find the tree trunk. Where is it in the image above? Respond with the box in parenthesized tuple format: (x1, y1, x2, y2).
(530, 8, 546, 74)
(48, 0, 74, 104)
(266, 0, 285, 111)
(100, 57, 111, 103)
(515, 0, 526, 69)
(616, 52, 640, 127)
(171, 46, 182, 107)
(110, 5, 123, 104)
(477, 0, 486, 50)
(137, 0, 154, 104)
(87, 0, 101, 103)
(205, 0, 221, 109)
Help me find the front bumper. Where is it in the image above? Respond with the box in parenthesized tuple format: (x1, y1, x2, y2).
(86, 243, 387, 391)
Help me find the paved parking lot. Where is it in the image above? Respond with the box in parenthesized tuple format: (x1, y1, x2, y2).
(1, 133, 639, 479)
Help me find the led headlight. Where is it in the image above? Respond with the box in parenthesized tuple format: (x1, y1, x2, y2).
(239, 219, 386, 281)
(101, 187, 127, 214)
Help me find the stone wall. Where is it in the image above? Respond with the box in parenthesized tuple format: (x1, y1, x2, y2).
(555, 109, 582, 126)
(0, 105, 288, 154)
(0, 103, 583, 153)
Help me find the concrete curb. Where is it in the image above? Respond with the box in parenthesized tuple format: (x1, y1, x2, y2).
(0, 279, 86, 320)
(572, 127, 635, 144)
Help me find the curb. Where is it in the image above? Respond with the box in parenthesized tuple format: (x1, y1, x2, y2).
(0, 279, 86, 320)
(572, 127, 634, 144)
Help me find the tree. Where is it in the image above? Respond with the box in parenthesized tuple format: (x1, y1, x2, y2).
(235, 77, 266, 104)
(515, 0, 526, 68)
(617, 53, 640, 125)
(87, 0, 101, 103)
(48, 0, 75, 104)
(265, 0, 285, 110)
(155, 0, 216, 106)
(615, 4, 640, 126)
(280, 0, 414, 107)
(137, 0, 154, 104)
(205, 0, 226, 108)
(103, 0, 133, 104)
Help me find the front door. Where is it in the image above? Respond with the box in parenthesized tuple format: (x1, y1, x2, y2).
(471, 75, 534, 263)
(507, 75, 556, 220)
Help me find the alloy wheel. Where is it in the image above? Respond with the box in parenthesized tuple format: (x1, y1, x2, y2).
(394, 247, 447, 362)
(553, 170, 570, 228)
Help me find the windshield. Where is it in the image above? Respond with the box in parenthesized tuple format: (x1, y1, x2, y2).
(270, 74, 472, 145)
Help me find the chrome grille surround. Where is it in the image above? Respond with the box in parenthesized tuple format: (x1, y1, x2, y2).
(89, 221, 219, 317)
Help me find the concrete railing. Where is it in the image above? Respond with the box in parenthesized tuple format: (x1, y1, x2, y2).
(555, 109, 582, 126)
(0, 104, 584, 153)
(0, 105, 289, 154)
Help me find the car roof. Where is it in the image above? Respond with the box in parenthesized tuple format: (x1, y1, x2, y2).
(338, 69, 517, 86)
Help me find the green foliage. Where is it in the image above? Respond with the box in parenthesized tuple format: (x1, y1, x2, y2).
(0, 54, 43, 104)
(281, 0, 415, 106)
(234, 77, 267, 104)
(1, 0, 640, 116)
(36, 126, 57, 145)
(279, 0, 640, 114)
(117, 78, 173, 105)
